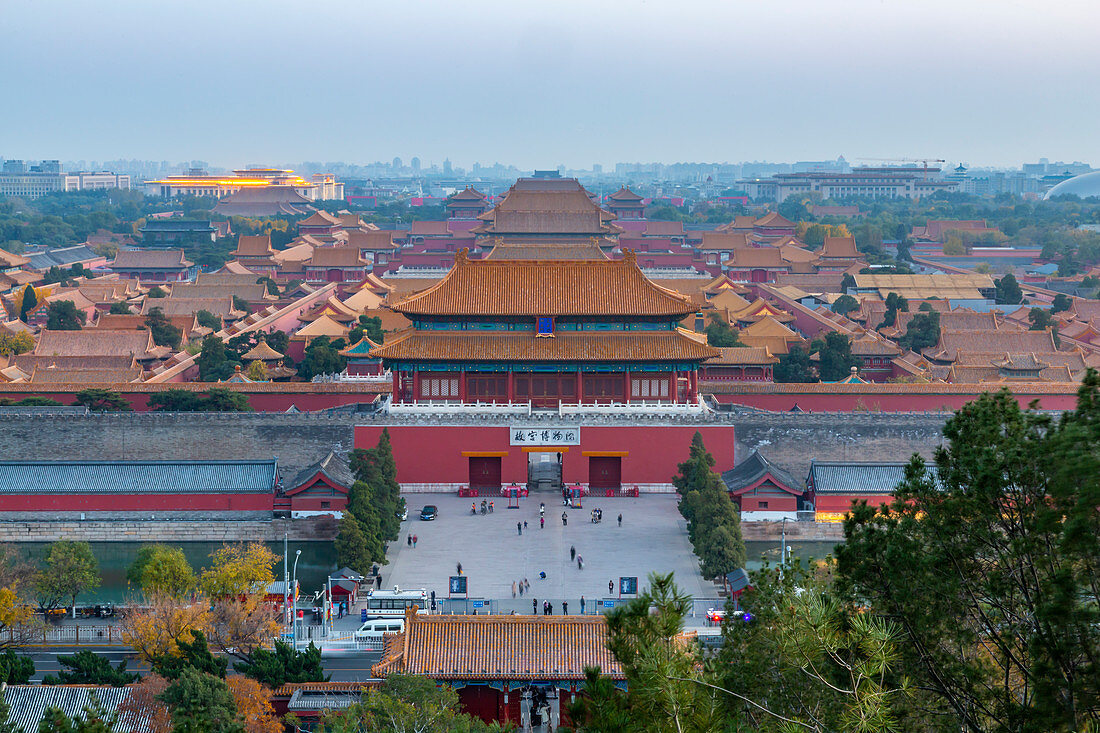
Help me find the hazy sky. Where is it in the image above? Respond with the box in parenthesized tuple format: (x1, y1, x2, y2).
(4, 0, 1099, 170)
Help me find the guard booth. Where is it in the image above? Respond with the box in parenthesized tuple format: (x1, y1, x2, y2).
(567, 485, 584, 508)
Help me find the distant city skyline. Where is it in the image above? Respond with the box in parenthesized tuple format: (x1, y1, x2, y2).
(3, 0, 1098, 169)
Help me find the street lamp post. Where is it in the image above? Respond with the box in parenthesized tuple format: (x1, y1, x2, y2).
(291, 549, 302, 649)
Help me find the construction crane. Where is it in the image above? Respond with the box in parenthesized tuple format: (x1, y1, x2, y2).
(856, 157, 946, 180)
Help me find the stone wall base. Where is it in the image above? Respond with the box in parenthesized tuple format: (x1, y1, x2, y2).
(0, 517, 338, 543)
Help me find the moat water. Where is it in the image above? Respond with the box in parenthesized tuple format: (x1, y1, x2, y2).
(11, 540, 839, 604)
(13, 541, 340, 605)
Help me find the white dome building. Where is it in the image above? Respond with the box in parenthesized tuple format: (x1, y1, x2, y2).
(1045, 170, 1100, 200)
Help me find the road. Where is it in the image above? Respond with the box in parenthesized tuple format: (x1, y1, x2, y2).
(24, 646, 382, 683)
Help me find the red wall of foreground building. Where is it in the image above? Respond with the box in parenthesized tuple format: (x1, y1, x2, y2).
(355, 424, 737, 489)
(814, 495, 893, 513)
(0, 493, 273, 512)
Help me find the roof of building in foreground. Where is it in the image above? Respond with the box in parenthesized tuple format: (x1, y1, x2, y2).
(721, 449, 800, 493)
(3, 686, 144, 732)
(388, 250, 697, 318)
(372, 612, 623, 681)
(0, 459, 278, 494)
(807, 460, 939, 495)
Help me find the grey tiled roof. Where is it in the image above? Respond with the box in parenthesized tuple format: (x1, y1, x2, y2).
(0, 459, 278, 494)
(2, 686, 143, 732)
(288, 688, 361, 711)
(26, 245, 101, 269)
(288, 451, 354, 490)
(721, 450, 799, 493)
(807, 461, 938, 495)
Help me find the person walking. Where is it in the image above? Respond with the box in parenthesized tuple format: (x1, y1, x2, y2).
(524, 578, 530, 592)
(570, 545, 576, 561)
(609, 579, 614, 594)
(412, 534, 418, 548)
(577, 556, 584, 570)
(407, 535, 412, 547)
(548, 601, 554, 615)
(532, 598, 538, 615)
(457, 562, 463, 575)
(523, 520, 528, 530)
(580, 595, 586, 614)
(376, 574, 383, 590)
(512, 581, 517, 598)
(517, 521, 522, 536)
(562, 600, 568, 614)
(562, 511, 568, 526)
(518, 581, 524, 597)
(618, 513, 622, 527)
(540, 516, 545, 529)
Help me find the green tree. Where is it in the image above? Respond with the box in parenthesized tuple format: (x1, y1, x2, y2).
(296, 336, 346, 380)
(830, 294, 859, 316)
(197, 335, 238, 382)
(704, 312, 743, 347)
(73, 389, 132, 412)
(35, 540, 100, 612)
(1051, 293, 1072, 313)
(46, 300, 86, 330)
(152, 629, 228, 680)
(811, 331, 858, 382)
(147, 286, 167, 299)
(838, 379, 1100, 731)
(147, 389, 204, 412)
(42, 649, 138, 686)
(994, 272, 1023, 304)
(773, 345, 816, 383)
(898, 305, 941, 352)
(335, 514, 382, 573)
(19, 285, 38, 322)
(0, 648, 35, 684)
(573, 573, 725, 733)
(718, 560, 910, 732)
(351, 429, 404, 544)
(234, 640, 327, 688)
(107, 301, 131, 315)
(876, 291, 908, 328)
(195, 310, 222, 331)
(231, 295, 250, 314)
(202, 387, 251, 412)
(127, 545, 195, 597)
(1028, 306, 1053, 331)
(144, 307, 182, 350)
(158, 667, 245, 733)
(673, 433, 745, 578)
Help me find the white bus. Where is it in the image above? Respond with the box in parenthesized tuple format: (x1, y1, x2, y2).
(364, 587, 430, 617)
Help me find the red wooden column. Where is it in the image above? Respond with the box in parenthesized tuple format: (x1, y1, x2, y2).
(391, 370, 401, 403)
(506, 371, 515, 403)
(669, 370, 678, 403)
(412, 371, 421, 403)
(576, 370, 583, 404)
(623, 370, 631, 403)
(459, 370, 467, 403)
(689, 370, 698, 401)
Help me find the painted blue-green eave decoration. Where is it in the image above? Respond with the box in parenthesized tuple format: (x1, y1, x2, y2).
(383, 361, 701, 372)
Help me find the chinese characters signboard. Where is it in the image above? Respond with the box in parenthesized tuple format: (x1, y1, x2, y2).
(510, 425, 581, 446)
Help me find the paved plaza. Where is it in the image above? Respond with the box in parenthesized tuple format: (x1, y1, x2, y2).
(379, 493, 712, 614)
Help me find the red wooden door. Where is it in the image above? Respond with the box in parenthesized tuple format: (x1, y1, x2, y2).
(589, 457, 622, 489)
(469, 457, 502, 491)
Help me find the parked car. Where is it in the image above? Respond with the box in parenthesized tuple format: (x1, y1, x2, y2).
(354, 617, 405, 640)
(419, 505, 438, 521)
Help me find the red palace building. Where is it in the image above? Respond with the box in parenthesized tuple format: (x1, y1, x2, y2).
(354, 248, 737, 494)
